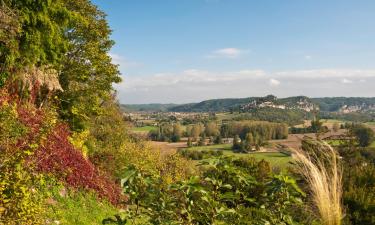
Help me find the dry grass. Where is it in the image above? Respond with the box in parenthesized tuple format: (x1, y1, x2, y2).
(292, 142, 342, 225)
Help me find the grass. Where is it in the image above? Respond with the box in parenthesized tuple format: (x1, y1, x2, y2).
(292, 143, 342, 225)
(44, 185, 119, 225)
(326, 140, 346, 147)
(370, 141, 375, 148)
(131, 126, 157, 132)
(184, 144, 293, 169)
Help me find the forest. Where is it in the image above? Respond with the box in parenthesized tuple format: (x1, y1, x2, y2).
(0, 1, 374, 225)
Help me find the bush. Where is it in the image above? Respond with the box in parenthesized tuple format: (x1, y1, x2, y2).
(178, 149, 223, 160)
(33, 124, 122, 205)
(116, 156, 306, 224)
(352, 125, 375, 147)
(43, 180, 119, 225)
(0, 101, 44, 224)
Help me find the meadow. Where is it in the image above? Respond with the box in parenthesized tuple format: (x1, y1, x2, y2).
(131, 126, 157, 133)
(182, 144, 293, 169)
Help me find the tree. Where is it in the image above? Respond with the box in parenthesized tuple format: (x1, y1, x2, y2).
(220, 123, 230, 138)
(198, 136, 205, 146)
(352, 126, 374, 147)
(0, 0, 72, 77)
(244, 133, 254, 152)
(171, 123, 182, 142)
(191, 123, 203, 141)
(58, 0, 121, 131)
(311, 118, 323, 134)
(214, 135, 222, 144)
(187, 137, 193, 147)
(205, 122, 219, 137)
(232, 135, 243, 152)
(332, 122, 340, 132)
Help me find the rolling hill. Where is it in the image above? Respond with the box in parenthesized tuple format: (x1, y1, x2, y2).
(121, 95, 375, 114)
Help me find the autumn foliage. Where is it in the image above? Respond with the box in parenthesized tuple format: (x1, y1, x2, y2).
(34, 124, 122, 205)
(1, 92, 122, 205)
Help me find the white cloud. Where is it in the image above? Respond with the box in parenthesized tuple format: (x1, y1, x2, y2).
(304, 55, 312, 60)
(109, 53, 142, 69)
(341, 78, 353, 84)
(119, 69, 265, 90)
(206, 48, 248, 59)
(275, 69, 375, 79)
(115, 68, 375, 103)
(269, 78, 281, 87)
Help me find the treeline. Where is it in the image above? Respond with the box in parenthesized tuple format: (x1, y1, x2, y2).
(222, 121, 288, 140)
(314, 97, 375, 112)
(320, 111, 375, 123)
(233, 108, 308, 125)
(149, 120, 288, 144)
(289, 119, 329, 134)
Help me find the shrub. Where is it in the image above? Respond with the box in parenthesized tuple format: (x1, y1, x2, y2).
(43, 180, 119, 225)
(352, 125, 375, 147)
(33, 124, 123, 205)
(116, 156, 306, 224)
(0, 101, 44, 224)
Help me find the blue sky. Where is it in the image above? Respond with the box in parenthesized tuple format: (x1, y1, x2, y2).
(92, 0, 375, 104)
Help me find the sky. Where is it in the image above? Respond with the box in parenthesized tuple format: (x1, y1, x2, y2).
(92, 0, 375, 104)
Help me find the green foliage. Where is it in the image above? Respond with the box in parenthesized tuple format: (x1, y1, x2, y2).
(227, 120, 288, 140)
(115, 157, 306, 224)
(338, 145, 375, 225)
(178, 149, 224, 160)
(149, 122, 184, 142)
(351, 125, 375, 147)
(44, 180, 119, 225)
(0, 0, 71, 73)
(0, 102, 43, 224)
(58, 0, 121, 131)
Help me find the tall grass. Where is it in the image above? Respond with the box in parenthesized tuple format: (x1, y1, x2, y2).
(292, 142, 342, 225)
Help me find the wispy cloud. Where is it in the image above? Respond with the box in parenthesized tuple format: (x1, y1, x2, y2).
(206, 48, 248, 59)
(109, 53, 142, 69)
(269, 78, 281, 87)
(275, 69, 375, 79)
(341, 78, 353, 84)
(115, 68, 375, 103)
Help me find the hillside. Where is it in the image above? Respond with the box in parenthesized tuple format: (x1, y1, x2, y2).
(120, 103, 178, 112)
(122, 95, 375, 113)
(168, 95, 317, 112)
(313, 97, 375, 113)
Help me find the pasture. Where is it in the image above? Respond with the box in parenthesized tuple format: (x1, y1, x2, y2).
(183, 144, 293, 169)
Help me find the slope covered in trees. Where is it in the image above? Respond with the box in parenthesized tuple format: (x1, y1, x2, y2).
(123, 96, 375, 113)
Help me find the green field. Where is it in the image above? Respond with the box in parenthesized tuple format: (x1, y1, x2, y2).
(326, 139, 346, 147)
(184, 144, 293, 169)
(131, 126, 157, 132)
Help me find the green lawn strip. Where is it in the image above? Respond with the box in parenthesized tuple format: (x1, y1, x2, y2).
(131, 126, 157, 132)
(326, 139, 346, 147)
(184, 144, 293, 169)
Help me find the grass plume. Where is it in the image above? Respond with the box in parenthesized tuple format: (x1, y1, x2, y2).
(292, 141, 342, 225)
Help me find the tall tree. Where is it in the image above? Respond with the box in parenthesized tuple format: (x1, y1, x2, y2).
(58, 0, 121, 131)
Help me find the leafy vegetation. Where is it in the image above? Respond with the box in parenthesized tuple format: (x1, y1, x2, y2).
(1, 0, 374, 224)
(44, 181, 119, 225)
(112, 157, 308, 225)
